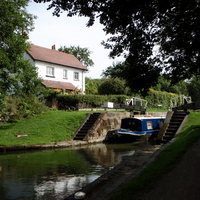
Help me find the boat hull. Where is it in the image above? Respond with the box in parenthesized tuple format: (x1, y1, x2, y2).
(117, 129, 160, 141)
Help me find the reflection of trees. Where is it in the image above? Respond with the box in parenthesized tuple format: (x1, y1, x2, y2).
(0, 149, 90, 177)
(0, 150, 90, 199)
(76, 143, 123, 168)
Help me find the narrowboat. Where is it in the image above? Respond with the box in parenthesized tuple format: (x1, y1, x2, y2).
(107, 116, 165, 141)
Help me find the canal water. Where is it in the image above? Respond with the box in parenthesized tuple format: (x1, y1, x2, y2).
(0, 141, 154, 200)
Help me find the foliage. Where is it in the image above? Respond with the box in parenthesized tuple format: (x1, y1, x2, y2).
(145, 89, 177, 110)
(56, 94, 129, 108)
(58, 45, 94, 68)
(0, 95, 48, 122)
(98, 78, 127, 95)
(85, 77, 98, 94)
(13, 58, 45, 97)
(187, 76, 200, 101)
(152, 76, 189, 96)
(35, 0, 200, 93)
(0, 0, 37, 95)
(102, 61, 160, 95)
(50, 90, 178, 110)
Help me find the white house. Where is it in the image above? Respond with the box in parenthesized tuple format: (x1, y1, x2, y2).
(24, 44, 88, 93)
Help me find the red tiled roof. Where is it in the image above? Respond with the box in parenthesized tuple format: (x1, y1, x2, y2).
(27, 45, 87, 71)
(42, 80, 76, 90)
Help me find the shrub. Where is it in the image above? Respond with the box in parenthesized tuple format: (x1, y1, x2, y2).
(56, 94, 129, 109)
(145, 89, 178, 109)
(0, 95, 48, 122)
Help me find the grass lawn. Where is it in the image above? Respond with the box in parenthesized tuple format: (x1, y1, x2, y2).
(110, 111, 200, 200)
(0, 110, 93, 146)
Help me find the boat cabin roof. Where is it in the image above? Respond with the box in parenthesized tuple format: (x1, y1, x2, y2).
(123, 117, 165, 121)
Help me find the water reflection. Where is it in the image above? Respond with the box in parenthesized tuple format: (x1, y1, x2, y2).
(0, 141, 153, 199)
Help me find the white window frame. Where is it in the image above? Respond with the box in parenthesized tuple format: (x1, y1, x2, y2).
(74, 72, 79, 81)
(46, 66, 54, 77)
(63, 69, 68, 79)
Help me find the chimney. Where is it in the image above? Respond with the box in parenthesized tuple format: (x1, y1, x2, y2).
(52, 45, 56, 50)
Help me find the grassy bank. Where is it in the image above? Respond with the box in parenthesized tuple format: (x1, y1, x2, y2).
(0, 109, 166, 147)
(0, 110, 93, 146)
(110, 111, 200, 200)
(1, 109, 158, 147)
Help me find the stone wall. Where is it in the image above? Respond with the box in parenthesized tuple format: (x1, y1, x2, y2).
(85, 112, 130, 143)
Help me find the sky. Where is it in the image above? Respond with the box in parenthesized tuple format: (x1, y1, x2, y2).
(26, 1, 123, 79)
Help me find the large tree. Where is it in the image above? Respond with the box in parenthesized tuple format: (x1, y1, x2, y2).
(98, 78, 127, 95)
(34, 0, 200, 93)
(0, 0, 37, 95)
(58, 45, 94, 68)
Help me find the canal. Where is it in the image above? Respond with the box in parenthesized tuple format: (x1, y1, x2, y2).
(0, 141, 154, 199)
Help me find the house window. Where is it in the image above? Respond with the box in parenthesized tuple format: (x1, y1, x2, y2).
(74, 72, 79, 81)
(46, 66, 54, 77)
(63, 69, 68, 79)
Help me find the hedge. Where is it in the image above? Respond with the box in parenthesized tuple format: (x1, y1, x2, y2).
(56, 94, 129, 109)
(49, 90, 179, 110)
(145, 89, 178, 109)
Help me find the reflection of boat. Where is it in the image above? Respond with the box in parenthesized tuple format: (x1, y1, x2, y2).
(108, 116, 165, 141)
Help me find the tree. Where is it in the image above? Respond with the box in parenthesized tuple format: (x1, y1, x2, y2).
(34, 0, 200, 92)
(187, 76, 200, 102)
(152, 76, 189, 96)
(0, 0, 36, 95)
(102, 60, 160, 95)
(98, 78, 127, 95)
(15, 58, 44, 97)
(58, 45, 94, 68)
(85, 77, 98, 94)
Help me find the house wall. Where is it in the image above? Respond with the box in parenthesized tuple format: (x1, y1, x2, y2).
(24, 52, 86, 92)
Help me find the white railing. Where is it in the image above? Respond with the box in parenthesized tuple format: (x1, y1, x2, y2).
(126, 97, 148, 109)
(171, 95, 192, 108)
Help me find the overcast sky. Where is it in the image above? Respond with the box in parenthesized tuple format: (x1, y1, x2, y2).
(26, 1, 123, 79)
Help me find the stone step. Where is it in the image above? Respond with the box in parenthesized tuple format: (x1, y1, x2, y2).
(73, 113, 101, 140)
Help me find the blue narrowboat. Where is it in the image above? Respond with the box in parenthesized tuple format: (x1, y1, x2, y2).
(108, 116, 165, 141)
